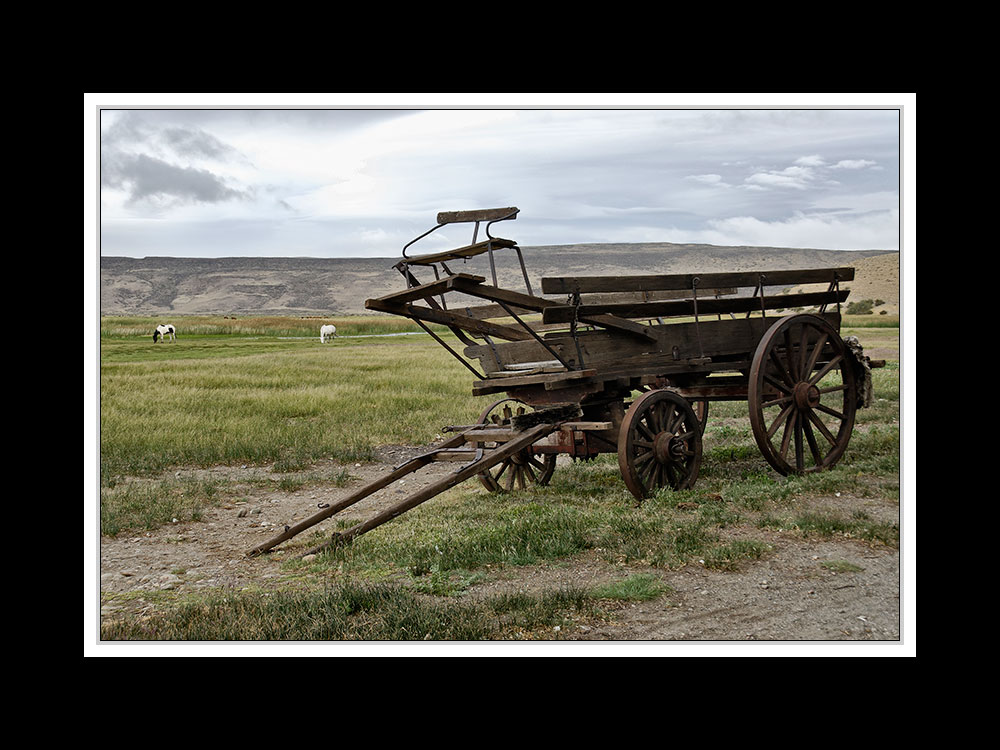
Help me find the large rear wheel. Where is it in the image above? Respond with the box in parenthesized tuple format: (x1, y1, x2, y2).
(748, 314, 858, 475)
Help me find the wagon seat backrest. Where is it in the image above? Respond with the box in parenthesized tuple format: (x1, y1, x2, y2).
(394, 207, 536, 296)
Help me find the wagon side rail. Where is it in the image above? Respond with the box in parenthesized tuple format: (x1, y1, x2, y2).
(540, 267, 855, 323)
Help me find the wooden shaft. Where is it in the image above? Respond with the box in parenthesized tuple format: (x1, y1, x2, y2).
(246, 434, 467, 556)
(299, 424, 555, 556)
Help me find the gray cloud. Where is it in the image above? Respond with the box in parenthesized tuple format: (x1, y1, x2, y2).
(101, 111, 250, 206)
(160, 126, 239, 160)
(102, 152, 247, 205)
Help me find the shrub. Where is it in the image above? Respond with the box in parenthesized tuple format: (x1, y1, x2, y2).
(846, 299, 874, 315)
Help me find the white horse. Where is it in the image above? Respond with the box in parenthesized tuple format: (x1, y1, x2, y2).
(320, 324, 337, 343)
(153, 324, 176, 343)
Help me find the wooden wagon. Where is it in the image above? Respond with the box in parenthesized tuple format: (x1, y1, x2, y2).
(249, 207, 881, 557)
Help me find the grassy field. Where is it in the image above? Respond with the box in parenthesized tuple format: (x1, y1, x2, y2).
(97, 313, 901, 641)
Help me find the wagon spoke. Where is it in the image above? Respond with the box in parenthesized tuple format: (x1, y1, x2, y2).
(794, 412, 804, 472)
(784, 328, 798, 381)
(779, 411, 796, 462)
(767, 403, 795, 439)
(805, 408, 838, 446)
(815, 402, 846, 421)
(655, 403, 668, 434)
(528, 456, 549, 473)
(633, 448, 655, 468)
(636, 419, 656, 442)
(764, 373, 792, 395)
(664, 404, 681, 435)
(762, 394, 794, 409)
(818, 383, 848, 395)
(770, 349, 796, 389)
(504, 464, 516, 491)
(804, 332, 829, 377)
(640, 456, 658, 486)
(803, 418, 823, 467)
(799, 325, 810, 379)
(809, 354, 843, 386)
(663, 462, 677, 487)
(522, 462, 537, 484)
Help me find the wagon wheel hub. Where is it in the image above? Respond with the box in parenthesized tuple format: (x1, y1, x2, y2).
(793, 381, 821, 411)
(653, 432, 688, 464)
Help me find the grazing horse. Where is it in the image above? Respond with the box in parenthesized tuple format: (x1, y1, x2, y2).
(320, 324, 337, 343)
(153, 324, 176, 342)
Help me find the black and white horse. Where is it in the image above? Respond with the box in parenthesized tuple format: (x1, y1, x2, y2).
(153, 324, 176, 342)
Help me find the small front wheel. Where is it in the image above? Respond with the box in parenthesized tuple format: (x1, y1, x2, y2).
(476, 398, 557, 492)
(618, 389, 702, 500)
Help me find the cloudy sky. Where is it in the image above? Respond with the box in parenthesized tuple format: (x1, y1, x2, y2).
(95, 96, 905, 259)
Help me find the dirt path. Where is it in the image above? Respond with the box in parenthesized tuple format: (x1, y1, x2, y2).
(98, 449, 902, 644)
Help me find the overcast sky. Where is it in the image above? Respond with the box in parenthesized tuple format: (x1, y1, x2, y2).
(96, 98, 904, 259)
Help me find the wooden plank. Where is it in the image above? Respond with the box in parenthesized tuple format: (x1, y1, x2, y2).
(403, 238, 517, 266)
(541, 267, 855, 295)
(474, 368, 597, 390)
(447, 276, 658, 342)
(560, 422, 613, 431)
(431, 449, 479, 462)
(541, 289, 850, 323)
(455, 302, 537, 320)
(465, 312, 842, 375)
(577, 287, 737, 305)
(364, 297, 534, 341)
(374, 273, 485, 305)
(437, 207, 518, 224)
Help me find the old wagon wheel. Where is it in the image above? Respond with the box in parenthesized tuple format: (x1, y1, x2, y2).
(617, 389, 703, 500)
(638, 386, 709, 434)
(476, 398, 557, 492)
(748, 314, 858, 476)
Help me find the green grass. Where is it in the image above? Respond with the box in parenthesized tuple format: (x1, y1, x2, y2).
(100, 329, 485, 481)
(98, 316, 900, 640)
(591, 573, 671, 601)
(100, 580, 620, 641)
(820, 560, 865, 573)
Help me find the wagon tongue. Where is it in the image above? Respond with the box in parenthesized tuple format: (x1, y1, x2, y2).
(247, 410, 578, 558)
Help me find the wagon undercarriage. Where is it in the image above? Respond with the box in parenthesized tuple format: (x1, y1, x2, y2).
(248, 207, 882, 557)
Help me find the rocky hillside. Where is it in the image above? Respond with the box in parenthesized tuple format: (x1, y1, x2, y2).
(100, 243, 899, 316)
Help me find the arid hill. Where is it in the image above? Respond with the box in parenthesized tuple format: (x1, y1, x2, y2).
(100, 243, 899, 317)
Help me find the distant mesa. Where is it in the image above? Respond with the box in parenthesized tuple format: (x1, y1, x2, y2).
(100, 243, 898, 317)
